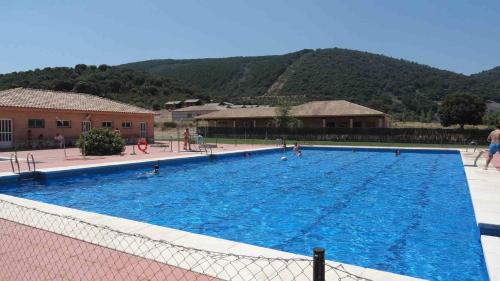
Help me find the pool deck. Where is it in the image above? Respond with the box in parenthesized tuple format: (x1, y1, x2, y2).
(460, 150, 500, 281)
(0, 142, 268, 175)
(0, 144, 499, 280)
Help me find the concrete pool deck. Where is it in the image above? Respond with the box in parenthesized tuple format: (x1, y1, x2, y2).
(461, 151, 500, 281)
(0, 142, 271, 174)
(0, 145, 499, 280)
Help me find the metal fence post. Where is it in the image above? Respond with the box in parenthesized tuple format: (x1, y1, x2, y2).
(313, 247, 325, 281)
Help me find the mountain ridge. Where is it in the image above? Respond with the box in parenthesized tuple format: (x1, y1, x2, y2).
(1, 47, 499, 121)
(118, 48, 500, 120)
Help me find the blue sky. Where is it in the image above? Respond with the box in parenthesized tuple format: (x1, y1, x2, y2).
(1, 0, 499, 75)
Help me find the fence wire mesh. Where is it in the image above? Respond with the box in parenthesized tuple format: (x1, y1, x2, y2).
(0, 198, 372, 281)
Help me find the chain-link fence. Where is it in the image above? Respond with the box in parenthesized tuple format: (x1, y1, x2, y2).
(0, 198, 371, 281)
(200, 127, 491, 145)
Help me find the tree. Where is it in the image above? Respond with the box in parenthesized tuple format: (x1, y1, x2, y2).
(53, 79, 74, 91)
(438, 93, 486, 129)
(74, 64, 87, 74)
(73, 81, 98, 95)
(483, 111, 500, 126)
(98, 64, 109, 71)
(274, 99, 301, 128)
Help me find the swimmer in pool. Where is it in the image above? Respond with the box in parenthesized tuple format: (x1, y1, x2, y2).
(395, 149, 401, 157)
(152, 164, 160, 174)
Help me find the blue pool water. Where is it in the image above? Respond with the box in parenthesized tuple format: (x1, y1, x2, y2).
(0, 148, 488, 281)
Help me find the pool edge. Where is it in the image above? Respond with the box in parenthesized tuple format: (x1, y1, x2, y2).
(3, 144, 497, 280)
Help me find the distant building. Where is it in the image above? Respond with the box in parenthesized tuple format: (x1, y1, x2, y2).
(183, 99, 202, 107)
(0, 88, 155, 149)
(165, 101, 183, 110)
(195, 100, 389, 128)
(205, 102, 234, 107)
(228, 104, 265, 109)
(172, 104, 227, 122)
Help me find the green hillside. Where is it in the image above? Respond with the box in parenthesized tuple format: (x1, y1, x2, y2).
(119, 48, 500, 120)
(118, 50, 309, 98)
(0, 65, 194, 110)
(1, 48, 499, 121)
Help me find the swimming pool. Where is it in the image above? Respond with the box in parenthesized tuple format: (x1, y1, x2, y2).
(0, 147, 488, 281)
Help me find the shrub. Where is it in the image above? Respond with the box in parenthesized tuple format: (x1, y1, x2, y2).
(77, 128, 125, 156)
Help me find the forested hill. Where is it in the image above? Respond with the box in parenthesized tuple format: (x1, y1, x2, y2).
(119, 48, 500, 120)
(1, 48, 499, 121)
(0, 65, 195, 110)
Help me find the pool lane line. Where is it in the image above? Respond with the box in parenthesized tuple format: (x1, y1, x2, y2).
(183, 150, 378, 238)
(272, 153, 405, 250)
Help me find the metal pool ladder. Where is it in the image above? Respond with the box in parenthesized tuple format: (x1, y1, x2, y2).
(466, 141, 478, 152)
(9, 153, 20, 174)
(26, 153, 36, 173)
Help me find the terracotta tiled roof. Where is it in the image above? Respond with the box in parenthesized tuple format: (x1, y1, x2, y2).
(0, 88, 155, 114)
(196, 100, 386, 120)
(291, 100, 386, 117)
(195, 107, 277, 119)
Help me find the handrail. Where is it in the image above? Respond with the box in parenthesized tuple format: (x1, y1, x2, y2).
(26, 153, 36, 172)
(9, 154, 20, 174)
(466, 141, 478, 152)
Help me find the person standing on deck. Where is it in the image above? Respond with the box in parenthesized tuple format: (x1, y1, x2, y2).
(484, 125, 500, 170)
(183, 128, 191, 151)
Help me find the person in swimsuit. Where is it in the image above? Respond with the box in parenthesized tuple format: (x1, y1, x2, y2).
(484, 125, 500, 170)
(293, 142, 302, 157)
(152, 164, 160, 174)
(183, 128, 191, 150)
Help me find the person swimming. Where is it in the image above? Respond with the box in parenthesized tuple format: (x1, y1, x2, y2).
(395, 149, 401, 157)
(152, 163, 160, 174)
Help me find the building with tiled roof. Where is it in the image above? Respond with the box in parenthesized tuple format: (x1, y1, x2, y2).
(0, 88, 155, 148)
(195, 100, 389, 128)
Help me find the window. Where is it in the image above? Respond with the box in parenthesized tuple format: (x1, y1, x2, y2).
(122, 121, 132, 129)
(326, 121, 336, 128)
(56, 120, 71, 128)
(353, 121, 362, 128)
(187, 113, 193, 118)
(102, 121, 113, 129)
(28, 119, 45, 128)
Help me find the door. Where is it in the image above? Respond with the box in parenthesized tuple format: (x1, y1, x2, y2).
(139, 122, 147, 138)
(81, 120, 92, 134)
(0, 119, 13, 148)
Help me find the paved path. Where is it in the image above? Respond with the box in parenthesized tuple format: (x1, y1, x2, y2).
(0, 218, 219, 281)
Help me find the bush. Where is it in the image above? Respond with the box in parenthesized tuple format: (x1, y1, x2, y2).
(77, 128, 125, 156)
